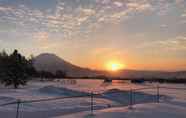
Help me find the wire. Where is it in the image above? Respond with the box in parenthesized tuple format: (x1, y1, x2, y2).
(0, 86, 185, 107)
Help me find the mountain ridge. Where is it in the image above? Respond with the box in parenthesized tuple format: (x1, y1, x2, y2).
(33, 53, 186, 78)
(33, 53, 99, 77)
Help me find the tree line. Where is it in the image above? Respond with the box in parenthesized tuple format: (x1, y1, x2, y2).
(0, 49, 66, 89)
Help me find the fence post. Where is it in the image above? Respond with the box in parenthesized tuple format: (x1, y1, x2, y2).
(133, 90, 135, 105)
(157, 84, 160, 103)
(16, 99, 21, 118)
(129, 89, 133, 109)
(90, 92, 94, 115)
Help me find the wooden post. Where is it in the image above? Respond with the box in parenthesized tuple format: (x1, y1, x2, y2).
(157, 84, 160, 103)
(129, 89, 133, 109)
(133, 90, 135, 105)
(16, 99, 21, 118)
(91, 92, 94, 115)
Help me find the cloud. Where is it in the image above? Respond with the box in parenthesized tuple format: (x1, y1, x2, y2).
(175, 0, 185, 5)
(135, 34, 186, 54)
(113, 1, 123, 7)
(81, 8, 95, 15)
(33, 32, 59, 50)
(34, 32, 49, 42)
(126, 2, 152, 12)
(0, 6, 12, 12)
(0, 0, 184, 41)
(182, 14, 186, 17)
(160, 24, 168, 28)
(181, 10, 186, 17)
(152, 36, 186, 51)
(110, 10, 129, 19)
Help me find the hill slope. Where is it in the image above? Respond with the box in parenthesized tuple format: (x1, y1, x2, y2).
(33, 53, 98, 77)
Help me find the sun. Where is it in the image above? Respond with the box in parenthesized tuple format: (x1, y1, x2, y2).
(106, 61, 125, 71)
(110, 63, 121, 71)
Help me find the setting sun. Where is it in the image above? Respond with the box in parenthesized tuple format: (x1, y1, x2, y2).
(106, 61, 125, 71)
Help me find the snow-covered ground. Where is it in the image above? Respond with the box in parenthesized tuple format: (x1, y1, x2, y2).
(55, 103, 186, 118)
(0, 79, 186, 118)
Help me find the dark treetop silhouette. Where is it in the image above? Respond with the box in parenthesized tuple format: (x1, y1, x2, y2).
(0, 49, 34, 89)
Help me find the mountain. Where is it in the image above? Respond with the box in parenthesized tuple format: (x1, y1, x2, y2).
(33, 53, 186, 79)
(33, 53, 99, 77)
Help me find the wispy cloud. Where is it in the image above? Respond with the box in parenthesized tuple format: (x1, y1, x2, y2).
(142, 35, 186, 51)
(0, 0, 185, 40)
(0, 0, 154, 40)
(33, 31, 60, 50)
(126, 2, 152, 12)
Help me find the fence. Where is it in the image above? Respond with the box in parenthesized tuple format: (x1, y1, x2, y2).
(0, 85, 186, 118)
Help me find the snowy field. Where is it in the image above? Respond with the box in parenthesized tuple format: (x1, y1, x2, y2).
(0, 79, 186, 118)
(56, 103, 186, 118)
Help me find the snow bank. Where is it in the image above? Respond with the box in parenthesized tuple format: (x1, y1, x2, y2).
(55, 103, 186, 118)
(39, 85, 89, 96)
(0, 96, 15, 102)
(102, 89, 159, 105)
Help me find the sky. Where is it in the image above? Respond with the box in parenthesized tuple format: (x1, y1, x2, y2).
(0, 0, 186, 71)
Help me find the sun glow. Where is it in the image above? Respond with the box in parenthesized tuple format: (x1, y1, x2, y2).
(106, 60, 125, 71)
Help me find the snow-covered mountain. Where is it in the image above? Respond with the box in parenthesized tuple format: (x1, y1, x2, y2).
(33, 53, 99, 77)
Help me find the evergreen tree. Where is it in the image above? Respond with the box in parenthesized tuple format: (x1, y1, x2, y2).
(0, 49, 34, 89)
(55, 70, 66, 78)
(0, 50, 9, 80)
